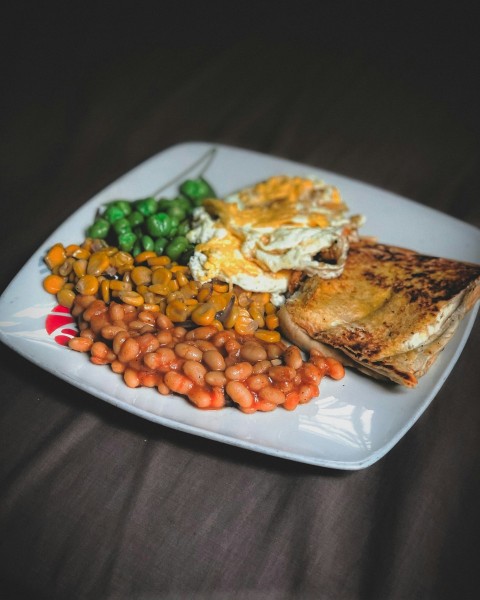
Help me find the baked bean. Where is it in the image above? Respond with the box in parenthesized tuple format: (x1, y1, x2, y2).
(226, 381, 254, 408)
(258, 386, 286, 405)
(298, 384, 318, 404)
(123, 367, 141, 388)
(326, 357, 345, 380)
(138, 310, 156, 324)
(79, 328, 95, 341)
(156, 313, 174, 330)
(101, 324, 126, 340)
(183, 360, 206, 385)
(172, 326, 188, 339)
(137, 333, 160, 355)
(299, 363, 322, 384)
(90, 356, 109, 365)
(255, 401, 276, 412)
(109, 302, 125, 321)
(139, 323, 155, 335)
(212, 330, 235, 348)
(187, 385, 211, 408)
(276, 380, 294, 393)
(68, 337, 93, 352)
(164, 371, 194, 395)
(240, 342, 267, 362)
(205, 371, 227, 387)
(224, 338, 241, 356)
(128, 319, 146, 331)
(156, 330, 173, 345)
(157, 380, 170, 395)
(118, 337, 140, 363)
(284, 345, 303, 369)
(174, 342, 203, 361)
(210, 387, 226, 408)
(144, 347, 176, 371)
(90, 314, 109, 334)
(283, 391, 300, 411)
(202, 349, 226, 371)
(111, 360, 126, 374)
(83, 300, 107, 322)
(113, 330, 129, 355)
(252, 360, 272, 374)
(185, 326, 217, 340)
(266, 343, 283, 359)
(139, 372, 159, 387)
(75, 294, 97, 309)
(268, 365, 295, 382)
(225, 362, 253, 381)
(91, 341, 109, 359)
(194, 340, 216, 352)
(245, 373, 270, 392)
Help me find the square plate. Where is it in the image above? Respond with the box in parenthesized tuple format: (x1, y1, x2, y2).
(1, 142, 479, 469)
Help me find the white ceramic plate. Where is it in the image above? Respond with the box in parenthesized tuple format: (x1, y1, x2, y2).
(1, 142, 479, 470)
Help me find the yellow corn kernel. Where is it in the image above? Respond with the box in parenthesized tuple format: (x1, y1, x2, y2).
(62, 282, 75, 290)
(110, 251, 134, 272)
(87, 252, 110, 277)
(76, 275, 99, 296)
(100, 279, 110, 303)
(248, 303, 265, 327)
(184, 298, 198, 306)
(168, 279, 180, 292)
(135, 251, 157, 264)
(109, 280, 132, 292)
(131, 266, 152, 286)
(56, 287, 76, 308)
(65, 244, 81, 256)
(147, 256, 171, 267)
(136, 284, 150, 296)
(43, 274, 66, 295)
(254, 329, 281, 343)
(234, 317, 258, 335)
(251, 292, 270, 306)
(224, 305, 240, 329)
(151, 267, 172, 286)
(119, 291, 145, 307)
(212, 281, 229, 293)
(175, 271, 189, 287)
(143, 303, 161, 312)
(265, 302, 276, 315)
(212, 319, 224, 331)
(45, 244, 67, 270)
(73, 259, 87, 278)
(72, 247, 91, 260)
(166, 299, 189, 322)
(265, 314, 279, 330)
(197, 287, 211, 303)
(148, 284, 170, 296)
(58, 257, 75, 277)
(191, 302, 216, 326)
(170, 265, 189, 273)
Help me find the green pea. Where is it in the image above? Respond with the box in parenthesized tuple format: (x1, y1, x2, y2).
(165, 236, 189, 261)
(118, 231, 137, 252)
(141, 235, 154, 251)
(132, 241, 142, 257)
(156, 199, 172, 212)
(179, 177, 216, 202)
(146, 212, 172, 237)
(103, 204, 125, 223)
(177, 220, 190, 236)
(174, 196, 193, 213)
(88, 218, 110, 239)
(128, 210, 144, 227)
(114, 200, 132, 217)
(113, 218, 132, 235)
(135, 197, 158, 216)
(153, 237, 168, 255)
(167, 203, 187, 222)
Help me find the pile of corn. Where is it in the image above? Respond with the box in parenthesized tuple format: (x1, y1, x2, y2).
(43, 238, 281, 343)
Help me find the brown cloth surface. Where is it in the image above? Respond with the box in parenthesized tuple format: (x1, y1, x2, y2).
(1, 3, 479, 599)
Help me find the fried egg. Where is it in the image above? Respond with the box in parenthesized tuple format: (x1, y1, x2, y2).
(187, 175, 364, 294)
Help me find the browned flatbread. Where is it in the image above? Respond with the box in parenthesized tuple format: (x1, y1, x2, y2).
(279, 241, 480, 386)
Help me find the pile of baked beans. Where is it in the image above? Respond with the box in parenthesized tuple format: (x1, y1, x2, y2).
(68, 294, 345, 413)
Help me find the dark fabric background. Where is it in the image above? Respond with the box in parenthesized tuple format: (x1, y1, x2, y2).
(1, 2, 479, 599)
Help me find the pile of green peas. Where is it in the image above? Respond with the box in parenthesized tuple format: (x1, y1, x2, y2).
(87, 177, 215, 263)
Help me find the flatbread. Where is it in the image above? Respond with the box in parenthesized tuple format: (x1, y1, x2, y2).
(279, 241, 480, 386)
